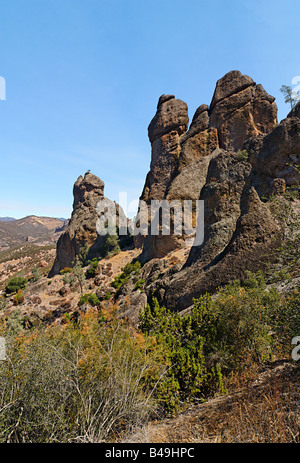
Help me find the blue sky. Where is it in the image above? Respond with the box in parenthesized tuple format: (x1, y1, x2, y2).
(0, 0, 299, 219)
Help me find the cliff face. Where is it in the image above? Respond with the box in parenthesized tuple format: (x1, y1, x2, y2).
(137, 71, 299, 311)
(139, 70, 279, 262)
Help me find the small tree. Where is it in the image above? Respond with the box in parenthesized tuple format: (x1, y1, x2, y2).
(63, 257, 86, 293)
(280, 85, 299, 109)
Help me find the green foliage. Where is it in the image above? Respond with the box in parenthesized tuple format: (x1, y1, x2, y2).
(31, 266, 42, 282)
(111, 260, 141, 292)
(0, 297, 6, 311)
(280, 84, 299, 109)
(134, 279, 145, 291)
(78, 293, 100, 307)
(272, 288, 300, 348)
(139, 271, 288, 413)
(63, 257, 86, 293)
(85, 258, 99, 279)
(5, 276, 27, 295)
(139, 298, 225, 414)
(268, 194, 300, 281)
(199, 274, 281, 371)
(101, 235, 121, 258)
(5, 308, 24, 334)
(59, 267, 73, 275)
(236, 149, 249, 162)
(13, 290, 25, 306)
(79, 242, 90, 265)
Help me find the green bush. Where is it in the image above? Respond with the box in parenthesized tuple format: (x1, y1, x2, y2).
(78, 293, 100, 307)
(139, 298, 225, 414)
(101, 235, 121, 258)
(111, 260, 141, 292)
(5, 276, 27, 295)
(134, 279, 145, 291)
(13, 290, 25, 306)
(139, 272, 287, 413)
(236, 149, 249, 162)
(85, 258, 99, 279)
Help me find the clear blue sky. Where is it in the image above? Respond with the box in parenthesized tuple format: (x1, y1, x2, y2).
(0, 0, 299, 219)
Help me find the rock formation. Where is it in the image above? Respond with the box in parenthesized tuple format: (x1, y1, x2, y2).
(136, 71, 299, 311)
(49, 172, 130, 276)
(139, 70, 279, 262)
(49, 71, 299, 317)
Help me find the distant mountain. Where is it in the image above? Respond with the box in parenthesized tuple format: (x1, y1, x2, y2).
(0, 215, 68, 252)
(0, 217, 16, 222)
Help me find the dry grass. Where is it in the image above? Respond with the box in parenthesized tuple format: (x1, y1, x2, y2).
(124, 361, 300, 443)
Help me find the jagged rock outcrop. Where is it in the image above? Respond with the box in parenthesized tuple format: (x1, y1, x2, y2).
(49, 172, 130, 276)
(139, 70, 278, 262)
(246, 102, 300, 188)
(135, 71, 299, 312)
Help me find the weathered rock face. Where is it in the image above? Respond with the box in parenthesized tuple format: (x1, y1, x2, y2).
(139, 70, 278, 262)
(141, 95, 189, 203)
(135, 70, 299, 312)
(156, 160, 280, 311)
(49, 172, 130, 276)
(246, 105, 300, 187)
(209, 73, 278, 152)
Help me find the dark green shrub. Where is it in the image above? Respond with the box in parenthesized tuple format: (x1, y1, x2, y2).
(86, 258, 99, 279)
(101, 235, 121, 257)
(78, 293, 100, 307)
(5, 276, 27, 295)
(111, 261, 141, 292)
(139, 298, 225, 414)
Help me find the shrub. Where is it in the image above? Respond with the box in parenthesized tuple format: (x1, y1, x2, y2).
(134, 279, 145, 291)
(139, 272, 286, 413)
(13, 290, 25, 306)
(236, 149, 249, 162)
(63, 258, 86, 293)
(111, 261, 141, 292)
(78, 293, 100, 307)
(31, 266, 42, 282)
(101, 235, 121, 257)
(0, 297, 6, 311)
(139, 298, 225, 414)
(5, 276, 27, 295)
(0, 310, 158, 442)
(86, 258, 99, 279)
